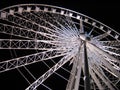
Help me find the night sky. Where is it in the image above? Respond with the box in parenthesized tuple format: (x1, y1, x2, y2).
(0, 0, 120, 90)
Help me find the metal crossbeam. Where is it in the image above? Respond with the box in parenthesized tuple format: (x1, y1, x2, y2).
(92, 32, 110, 40)
(0, 50, 67, 73)
(99, 41, 120, 47)
(0, 39, 62, 50)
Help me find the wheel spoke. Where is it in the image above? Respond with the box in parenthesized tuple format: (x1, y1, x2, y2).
(87, 43, 120, 77)
(92, 31, 111, 41)
(0, 50, 67, 73)
(25, 51, 76, 90)
(89, 67, 104, 90)
(0, 39, 65, 50)
(91, 64, 116, 90)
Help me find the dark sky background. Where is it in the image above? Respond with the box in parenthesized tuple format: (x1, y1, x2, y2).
(0, 0, 120, 90)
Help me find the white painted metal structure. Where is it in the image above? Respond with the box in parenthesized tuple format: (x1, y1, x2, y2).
(0, 4, 120, 90)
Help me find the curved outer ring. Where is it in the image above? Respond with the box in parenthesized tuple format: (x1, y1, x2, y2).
(0, 4, 119, 40)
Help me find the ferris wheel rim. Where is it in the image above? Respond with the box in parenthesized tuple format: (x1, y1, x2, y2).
(0, 3, 119, 41)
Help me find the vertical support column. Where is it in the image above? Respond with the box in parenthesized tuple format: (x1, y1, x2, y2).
(84, 41, 90, 90)
(66, 43, 82, 90)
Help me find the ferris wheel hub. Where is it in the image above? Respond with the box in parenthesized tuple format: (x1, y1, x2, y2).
(79, 33, 91, 42)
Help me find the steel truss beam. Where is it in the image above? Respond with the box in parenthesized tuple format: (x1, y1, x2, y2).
(0, 50, 67, 73)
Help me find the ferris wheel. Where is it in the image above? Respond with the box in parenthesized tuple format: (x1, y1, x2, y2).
(0, 4, 120, 90)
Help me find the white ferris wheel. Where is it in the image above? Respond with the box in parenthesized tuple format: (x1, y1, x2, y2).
(0, 4, 120, 90)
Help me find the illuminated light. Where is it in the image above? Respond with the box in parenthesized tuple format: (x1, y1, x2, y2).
(100, 26, 104, 30)
(27, 7, 31, 12)
(92, 22, 96, 26)
(52, 8, 56, 13)
(0, 12, 7, 18)
(18, 7, 23, 13)
(115, 35, 119, 39)
(76, 15, 80, 19)
(84, 18, 88, 22)
(9, 10, 14, 15)
(60, 10, 64, 15)
(35, 7, 40, 12)
(44, 7, 48, 12)
(107, 30, 111, 34)
(69, 13, 73, 17)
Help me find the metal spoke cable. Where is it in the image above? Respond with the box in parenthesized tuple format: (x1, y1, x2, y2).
(9, 50, 31, 84)
(12, 49, 52, 90)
